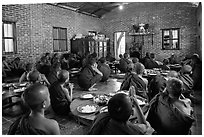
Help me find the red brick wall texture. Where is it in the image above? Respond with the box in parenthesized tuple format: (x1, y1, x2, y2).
(2, 2, 200, 63)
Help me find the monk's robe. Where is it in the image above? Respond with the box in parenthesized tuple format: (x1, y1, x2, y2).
(146, 92, 194, 135)
(120, 73, 148, 99)
(78, 65, 102, 90)
(148, 74, 167, 100)
(89, 112, 147, 135)
(178, 73, 194, 95)
(47, 70, 58, 85)
(49, 81, 71, 115)
(8, 114, 47, 135)
(119, 58, 131, 73)
(97, 63, 111, 82)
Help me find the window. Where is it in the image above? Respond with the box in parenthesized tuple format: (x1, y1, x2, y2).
(2, 21, 16, 54)
(114, 31, 126, 59)
(53, 27, 67, 52)
(162, 28, 180, 50)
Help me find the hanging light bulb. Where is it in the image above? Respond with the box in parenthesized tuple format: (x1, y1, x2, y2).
(119, 5, 123, 10)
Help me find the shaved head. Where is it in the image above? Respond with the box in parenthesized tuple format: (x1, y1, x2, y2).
(108, 93, 132, 122)
(58, 70, 69, 82)
(27, 70, 40, 83)
(181, 65, 192, 74)
(24, 83, 50, 110)
(166, 78, 183, 98)
(167, 71, 178, 78)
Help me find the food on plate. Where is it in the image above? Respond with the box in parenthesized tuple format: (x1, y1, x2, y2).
(93, 95, 110, 105)
(81, 93, 94, 99)
(78, 104, 97, 113)
(100, 106, 108, 113)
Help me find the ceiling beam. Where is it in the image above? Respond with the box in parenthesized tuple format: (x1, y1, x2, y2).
(47, 3, 100, 18)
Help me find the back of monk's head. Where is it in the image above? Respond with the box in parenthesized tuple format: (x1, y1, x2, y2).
(99, 57, 106, 64)
(132, 58, 139, 63)
(58, 70, 69, 83)
(123, 53, 129, 58)
(108, 93, 132, 122)
(24, 83, 50, 110)
(27, 70, 40, 83)
(87, 54, 97, 65)
(166, 77, 183, 99)
(181, 65, 192, 74)
(167, 70, 178, 78)
(133, 63, 145, 75)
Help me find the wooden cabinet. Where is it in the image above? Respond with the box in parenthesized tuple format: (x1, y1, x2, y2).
(71, 38, 109, 58)
(70, 38, 89, 56)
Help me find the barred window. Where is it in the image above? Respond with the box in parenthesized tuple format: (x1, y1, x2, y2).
(53, 27, 68, 52)
(162, 28, 180, 50)
(2, 21, 17, 54)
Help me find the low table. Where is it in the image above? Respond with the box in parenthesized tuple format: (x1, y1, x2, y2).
(70, 91, 148, 126)
(2, 82, 28, 110)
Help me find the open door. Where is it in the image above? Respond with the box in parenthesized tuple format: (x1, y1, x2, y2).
(114, 31, 126, 60)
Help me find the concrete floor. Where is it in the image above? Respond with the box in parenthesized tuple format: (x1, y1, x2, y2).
(2, 77, 202, 135)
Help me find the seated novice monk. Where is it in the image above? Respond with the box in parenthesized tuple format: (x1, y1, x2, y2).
(97, 57, 111, 82)
(89, 91, 152, 135)
(19, 63, 33, 83)
(47, 62, 61, 85)
(120, 63, 148, 99)
(8, 83, 60, 135)
(146, 78, 194, 135)
(78, 54, 103, 90)
(161, 58, 170, 70)
(148, 70, 180, 101)
(144, 53, 159, 69)
(178, 65, 194, 98)
(49, 70, 74, 115)
(27, 70, 50, 87)
(118, 53, 132, 73)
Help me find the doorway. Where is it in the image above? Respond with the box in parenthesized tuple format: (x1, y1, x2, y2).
(114, 31, 126, 60)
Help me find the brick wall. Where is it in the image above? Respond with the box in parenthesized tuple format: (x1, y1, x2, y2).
(196, 2, 202, 60)
(2, 2, 200, 63)
(101, 2, 198, 62)
(2, 3, 102, 63)
(2, 4, 32, 62)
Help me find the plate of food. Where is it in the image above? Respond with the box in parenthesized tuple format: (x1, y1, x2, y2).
(77, 104, 99, 114)
(80, 93, 94, 99)
(71, 68, 79, 71)
(2, 83, 13, 88)
(88, 87, 98, 91)
(13, 87, 26, 93)
(71, 70, 80, 74)
(93, 94, 110, 106)
(100, 106, 108, 113)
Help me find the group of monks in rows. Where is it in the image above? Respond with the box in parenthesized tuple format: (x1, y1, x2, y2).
(5, 51, 201, 135)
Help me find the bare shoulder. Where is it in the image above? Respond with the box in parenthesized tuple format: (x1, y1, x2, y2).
(44, 118, 60, 135)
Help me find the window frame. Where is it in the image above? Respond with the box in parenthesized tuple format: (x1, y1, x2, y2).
(162, 28, 180, 50)
(2, 21, 17, 54)
(53, 27, 68, 52)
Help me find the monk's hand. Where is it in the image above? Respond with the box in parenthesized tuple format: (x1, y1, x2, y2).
(92, 64, 103, 76)
(130, 96, 139, 107)
(129, 86, 136, 98)
(69, 83, 74, 92)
